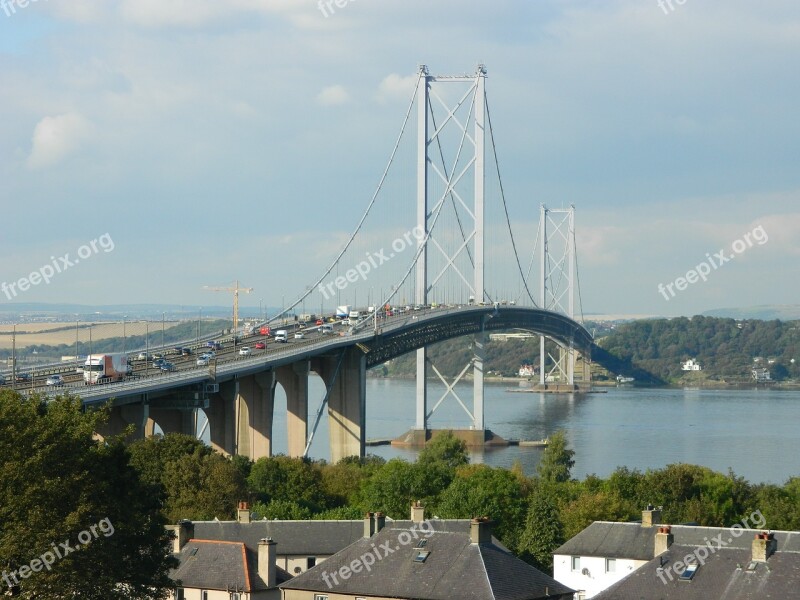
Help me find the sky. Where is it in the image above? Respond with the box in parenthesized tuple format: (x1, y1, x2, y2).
(1, 0, 799, 318)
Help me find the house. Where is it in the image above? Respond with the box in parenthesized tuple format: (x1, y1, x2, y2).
(166, 519, 291, 600)
(554, 504, 800, 599)
(280, 516, 574, 600)
(752, 368, 771, 382)
(174, 501, 500, 578)
(681, 359, 702, 371)
(519, 364, 535, 377)
(593, 530, 800, 599)
(553, 505, 666, 598)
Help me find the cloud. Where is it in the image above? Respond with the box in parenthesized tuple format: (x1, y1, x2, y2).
(26, 114, 93, 170)
(377, 73, 419, 102)
(316, 85, 350, 106)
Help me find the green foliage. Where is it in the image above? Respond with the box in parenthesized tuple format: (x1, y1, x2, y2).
(518, 487, 564, 574)
(0, 391, 176, 599)
(312, 506, 366, 520)
(598, 316, 800, 382)
(248, 455, 328, 510)
(536, 430, 575, 483)
(251, 499, 313, 520)
(437, 464, 528, 549)
(417, 431, 470, 470)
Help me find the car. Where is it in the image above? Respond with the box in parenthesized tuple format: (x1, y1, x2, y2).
(181, 348, 193, 356)
(152, 353, 165, 360)
(315, 319, 324, 326)
(342, 318, 351, 326)
(255, 341, 266, 350)
(321, 324, 334, 334)
(196, 356, 210, 366)
(153, 358, 166, 368)
(46, 374, 64, 386)
(206, 341, 223, 350)
(136, 352, 151, 361)
(15, 373, 31, 383)
(239, 347, 251, 356)
(294, 332, 305, 339)
(160, 362, 176, 372)
(201, 351, 216, 360)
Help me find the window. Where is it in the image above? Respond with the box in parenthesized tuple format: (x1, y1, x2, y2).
(308, 556, 317, 568)
(314, 595, 329, 600)
(412, 550, 430, 563)
(606, 558, 616, 573)
(230, 594, 241, 600)
(175, 590, 184, 600)
(201, 592, 208, 600)
(415, 539, 428, 549)
(571, 556, 581, 571)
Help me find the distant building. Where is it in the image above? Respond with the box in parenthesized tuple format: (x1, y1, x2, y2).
(752, 368, 771, 382)
(519, 364, 535, 377)
(681, 359, 702, 371)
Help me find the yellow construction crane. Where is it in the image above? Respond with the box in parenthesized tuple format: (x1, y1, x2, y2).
(202, 280, 253, 340)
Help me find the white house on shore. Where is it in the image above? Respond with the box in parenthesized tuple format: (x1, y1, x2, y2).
(681, 358, 702, 371)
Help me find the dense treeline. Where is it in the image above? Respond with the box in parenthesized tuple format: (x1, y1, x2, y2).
(129, 430, 800, 575)
(599, 316, 800, 382)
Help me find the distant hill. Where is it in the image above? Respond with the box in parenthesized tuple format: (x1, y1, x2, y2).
(702, 305, 800, 320)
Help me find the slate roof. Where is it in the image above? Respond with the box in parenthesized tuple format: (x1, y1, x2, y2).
(594, 543, 800, 599)
(170, 539, 291, 592)
(280, 524, 574, 600)
(554, 521, 800, 561)
(191, 518, 503, 556)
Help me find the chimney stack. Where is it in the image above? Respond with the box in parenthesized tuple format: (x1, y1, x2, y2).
(374, 512, 386, 534)
(752, 532, 776, 563)
(166, 520, 194, 554)
(654, 526, 674, 557)
(642, 504, 662, 528)
(258, 537, 277, 588)
(411, 501, 425, 524)
(237, 501, 251, 524)
(364, 512, 375, 538)
(470, 517, 493, 545)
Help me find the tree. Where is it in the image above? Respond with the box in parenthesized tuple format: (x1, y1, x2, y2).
(518, 487, 564, 574)
(247, 455, 328, 510)
(536, 430, 575, 483)
(0, 391, 176, 599)
(417, 431, 469, 470)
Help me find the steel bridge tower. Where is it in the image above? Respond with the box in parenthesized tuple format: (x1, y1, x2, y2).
(414, 64, 487, 443)
(538, 204, 580, 388)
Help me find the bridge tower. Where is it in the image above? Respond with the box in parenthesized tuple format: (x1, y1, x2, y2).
(538, 204, 580, 388)
(414, 64, 487, 443)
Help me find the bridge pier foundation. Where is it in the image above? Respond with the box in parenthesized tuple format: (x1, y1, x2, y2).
(235, 372, 275, 460)
(314, 349, 366, 463)
(97, 403, 149, 442)
(146, 407, 195, 437)
(277, 361, 309, 458)
(208, 380, 237, 456)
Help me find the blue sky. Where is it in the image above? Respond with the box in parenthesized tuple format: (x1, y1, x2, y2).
(1, 0, 798, 317)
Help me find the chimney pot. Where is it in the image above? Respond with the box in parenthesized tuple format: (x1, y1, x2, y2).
(654, 524, 674, 557)
(237, 501, 251, 524)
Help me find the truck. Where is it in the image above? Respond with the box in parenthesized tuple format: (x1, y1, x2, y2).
(298, 313, 316, 323)
(335, 305, 351, 319)
(259, 326, 271, 336)
(349, 310, 361, 322)
(84, 353, 129, 384)
(274, 330, 288, 343)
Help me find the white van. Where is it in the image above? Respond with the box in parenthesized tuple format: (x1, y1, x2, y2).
(274, 330, 288, 343)
(321, 324, 334, 334)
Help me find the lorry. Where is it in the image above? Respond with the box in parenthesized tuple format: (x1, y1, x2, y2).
(259, 326, 271, 336)
(84, 353, 129, 384)
(335, 305, 352, 319)
(349, 310, 361, 322)
(298, 313, 316, 324)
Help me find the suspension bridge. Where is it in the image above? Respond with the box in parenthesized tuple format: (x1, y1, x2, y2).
(21, 64, 606, 462)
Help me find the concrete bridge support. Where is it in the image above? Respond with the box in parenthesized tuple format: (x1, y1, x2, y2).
(208, 380, 238, 456)
(276, 361, 309, 458)
(146, 407, 195, 437)
(235, 372, 275, 460)
(314, 348, 366, 463)
(97, 403, 150, 441)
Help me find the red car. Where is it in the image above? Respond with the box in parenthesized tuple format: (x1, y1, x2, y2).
(255, 341, 266, 350)
(315, 319, 323, 325)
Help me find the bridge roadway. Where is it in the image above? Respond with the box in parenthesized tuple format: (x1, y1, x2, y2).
(28, 305, 594, 462)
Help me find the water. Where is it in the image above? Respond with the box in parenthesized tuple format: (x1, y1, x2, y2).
(266, 378, 800, 484)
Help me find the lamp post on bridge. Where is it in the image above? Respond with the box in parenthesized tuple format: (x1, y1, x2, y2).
(122, 315, 128, 356)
